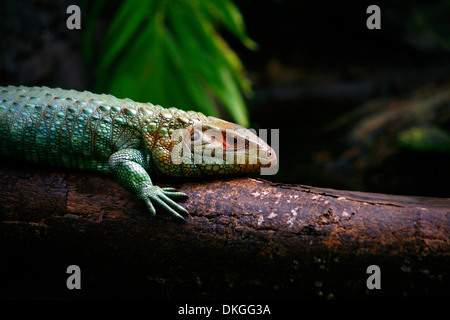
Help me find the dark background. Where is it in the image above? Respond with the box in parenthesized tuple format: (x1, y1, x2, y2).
(1, 0, 449, 197)
(1, 0, 450, 304)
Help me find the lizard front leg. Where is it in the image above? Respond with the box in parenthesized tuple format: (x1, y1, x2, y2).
(108, 149, 189, 220)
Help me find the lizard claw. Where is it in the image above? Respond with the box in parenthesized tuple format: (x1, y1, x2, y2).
(139, 186, 189, 220)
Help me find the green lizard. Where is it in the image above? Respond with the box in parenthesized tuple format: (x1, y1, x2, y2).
(0, 86, 277, 220)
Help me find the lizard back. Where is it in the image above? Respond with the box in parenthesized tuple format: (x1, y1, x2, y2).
(0, 86, 151, 172)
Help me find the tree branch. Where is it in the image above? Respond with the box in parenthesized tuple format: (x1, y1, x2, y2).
(0, 160, 449, 299)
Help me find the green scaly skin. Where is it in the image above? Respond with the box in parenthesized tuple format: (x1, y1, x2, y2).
(0, 86, 277, 220)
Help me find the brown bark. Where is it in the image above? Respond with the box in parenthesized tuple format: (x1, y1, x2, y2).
(0, 159, 449, 300)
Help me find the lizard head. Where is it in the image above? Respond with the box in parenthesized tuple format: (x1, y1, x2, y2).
(147, 112, 277, 177)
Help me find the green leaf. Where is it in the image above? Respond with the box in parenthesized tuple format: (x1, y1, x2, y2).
(99, 0, 155, 76)
(161, 25, 219, 115)
(201, 0, 258, 50)
(85, 0, 253, 126)
(397, 126, 450, 152)
(165, 2, 250, 125)
(81, 0, 109, 63)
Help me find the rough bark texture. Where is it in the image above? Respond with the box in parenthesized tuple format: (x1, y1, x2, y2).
(0, 159, 449, 300)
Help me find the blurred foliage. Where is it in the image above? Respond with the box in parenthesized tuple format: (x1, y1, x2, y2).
(82, 0, 256, 126)
(397, 126, 450, 152)
(406, 0, 450, 51)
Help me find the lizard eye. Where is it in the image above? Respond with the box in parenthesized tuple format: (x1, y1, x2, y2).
(226, 135, 238, 147)
(224, 133, 246, 150)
